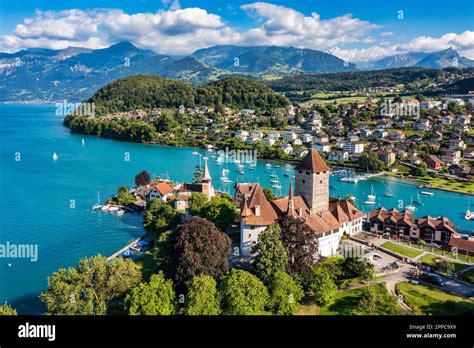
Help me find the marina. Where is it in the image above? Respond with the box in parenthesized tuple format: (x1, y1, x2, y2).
(1, 104, 473, 314)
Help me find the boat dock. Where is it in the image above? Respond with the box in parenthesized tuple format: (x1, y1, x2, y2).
(107, 237, 142, 261)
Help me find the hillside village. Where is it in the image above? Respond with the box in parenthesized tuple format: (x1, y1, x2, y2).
(92, 92, 474, 193)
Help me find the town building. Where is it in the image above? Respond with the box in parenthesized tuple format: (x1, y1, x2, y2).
(368, 208, 457, 245)
(238, 150, 365, 257)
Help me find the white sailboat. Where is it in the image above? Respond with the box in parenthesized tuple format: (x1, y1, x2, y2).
(81, 138, 85, 146)
(92, 191, 102, 210)
(466, 200, 473, 220)
(405, 196, 416, 212)
(413, 191, 423, 205)
(52, 152, 58, 161)
(384, 183, 394, 197)
(220, 168, 232, 183)
(367, 185, 376, 200)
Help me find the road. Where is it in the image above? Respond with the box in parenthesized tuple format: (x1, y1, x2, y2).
(346, 238, 474, 298)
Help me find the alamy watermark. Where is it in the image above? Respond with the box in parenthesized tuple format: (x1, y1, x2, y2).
(380, 101, 420, 119)
(55, 100, 95, 117)
(0, 241, 38, 262)
(216, 147, 257, 166)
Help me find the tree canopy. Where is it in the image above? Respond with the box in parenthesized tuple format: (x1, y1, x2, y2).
(279, 216, 320, 274)
(252, 223, 288, 286)
(40, 255, 141, 315)
(126, 272, 177, 315)
(186, 274, 221, 315)
(172, 217, 231, 290)
(135, 170, 151, 187)
(0, 303, 17, 315)
(267, 271, 303, 315)
(219, 269, 269, 315)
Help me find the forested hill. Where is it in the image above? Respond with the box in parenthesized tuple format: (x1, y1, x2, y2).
(89, 75, 290, 115)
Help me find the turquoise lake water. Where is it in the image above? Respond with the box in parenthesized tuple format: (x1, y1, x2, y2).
(1, 104, 473, 314)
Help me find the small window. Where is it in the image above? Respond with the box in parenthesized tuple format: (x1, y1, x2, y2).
(306, 171, 310, 175)
(320, 180, 322, 184)
(302, 180, 305, 184)
(299, 170, 302, 174)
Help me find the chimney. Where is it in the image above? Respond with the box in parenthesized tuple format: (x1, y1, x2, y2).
(254, 205, 261, 217)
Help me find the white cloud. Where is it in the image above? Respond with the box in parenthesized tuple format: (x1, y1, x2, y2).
(1, 2, 473, 63)
(330, 31, 474, 62)
(0, 7, 233, 54)
(239, 2, 378, 49)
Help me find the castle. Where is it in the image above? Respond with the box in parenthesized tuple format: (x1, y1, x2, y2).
(236, 149, 365, 257)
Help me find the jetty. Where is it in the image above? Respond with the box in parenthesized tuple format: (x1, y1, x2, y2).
(107, 237, 142, 261)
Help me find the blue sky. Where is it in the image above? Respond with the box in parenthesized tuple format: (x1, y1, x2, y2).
(1, 0, 473, 62)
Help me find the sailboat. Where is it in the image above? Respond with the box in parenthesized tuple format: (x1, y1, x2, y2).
(52, 152, 58, 161)
(466, 200, 473, 220)
(367, 185, 376, 200)
(220, 168, 232, 183)
(405, 196, 416, 212)
(384, 183, 394, 197)
(92, 191, 102, 210)
(413, 191, 423, 205)
(81, 138, 85, 146)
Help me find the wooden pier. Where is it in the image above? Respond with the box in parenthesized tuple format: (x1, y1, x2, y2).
(107, 237, 142, 261)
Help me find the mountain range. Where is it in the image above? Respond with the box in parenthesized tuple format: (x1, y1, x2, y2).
(1, 42, 473, 102)
(368, 48, 474, 70)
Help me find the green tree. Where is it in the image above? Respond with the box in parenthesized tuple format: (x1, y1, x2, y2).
(172, 217, 231, 291)
(340, 257, 375, 281)
(202, 196, 238, 230)
(252, 224, 288, 285)
(144, 199, 179, 234)
(263, 188, 276, 201)
(219, 269, 269, 315)
(186, 275, 221, 315)
(114, 186, 136, 206)
(126, 272, 177, 315)
(41, 255, 141, 315)
(267, 272, 303, 315)
(0, 303, 17, 315)
(358, 152, 385, 171)
(352, 285, 400, 315)
(154, 229, 175, 277)
(410, 162, 428, 177)
(311, 270, 338, 306)
(187, 192, 208, 216)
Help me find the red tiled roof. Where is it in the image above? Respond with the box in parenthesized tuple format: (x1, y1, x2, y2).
(294, 149, 330, 173)
(154, 182, 174, 196)
(448, 236, 474, 252)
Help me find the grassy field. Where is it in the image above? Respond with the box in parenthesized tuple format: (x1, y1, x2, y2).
(296, 303, 320, 315)
(135, 250, 156, 281)
(396, 282, 474, 315)
(418, 253, 470, 272)
(381, 241, 424, 258)
(388, 172, 474, 195)
(319, 283, 392, 315)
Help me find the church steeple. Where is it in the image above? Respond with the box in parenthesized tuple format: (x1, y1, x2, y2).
(287, 182, 296, 217)
(202, 156, 212, 183)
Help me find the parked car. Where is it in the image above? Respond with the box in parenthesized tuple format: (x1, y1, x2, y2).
(420, 272, 444, 286)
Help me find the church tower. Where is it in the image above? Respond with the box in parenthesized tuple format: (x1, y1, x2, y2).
(294, 149, 330, 214)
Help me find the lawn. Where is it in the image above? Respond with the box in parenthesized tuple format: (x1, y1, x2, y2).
(319, 283, 392, 315)
(381, 241, 423, 258)
(296, 303, 320, 315)
(396, 282, 474, 315)
(418, 253, 470, 272)
(135, 250, 156, 281)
